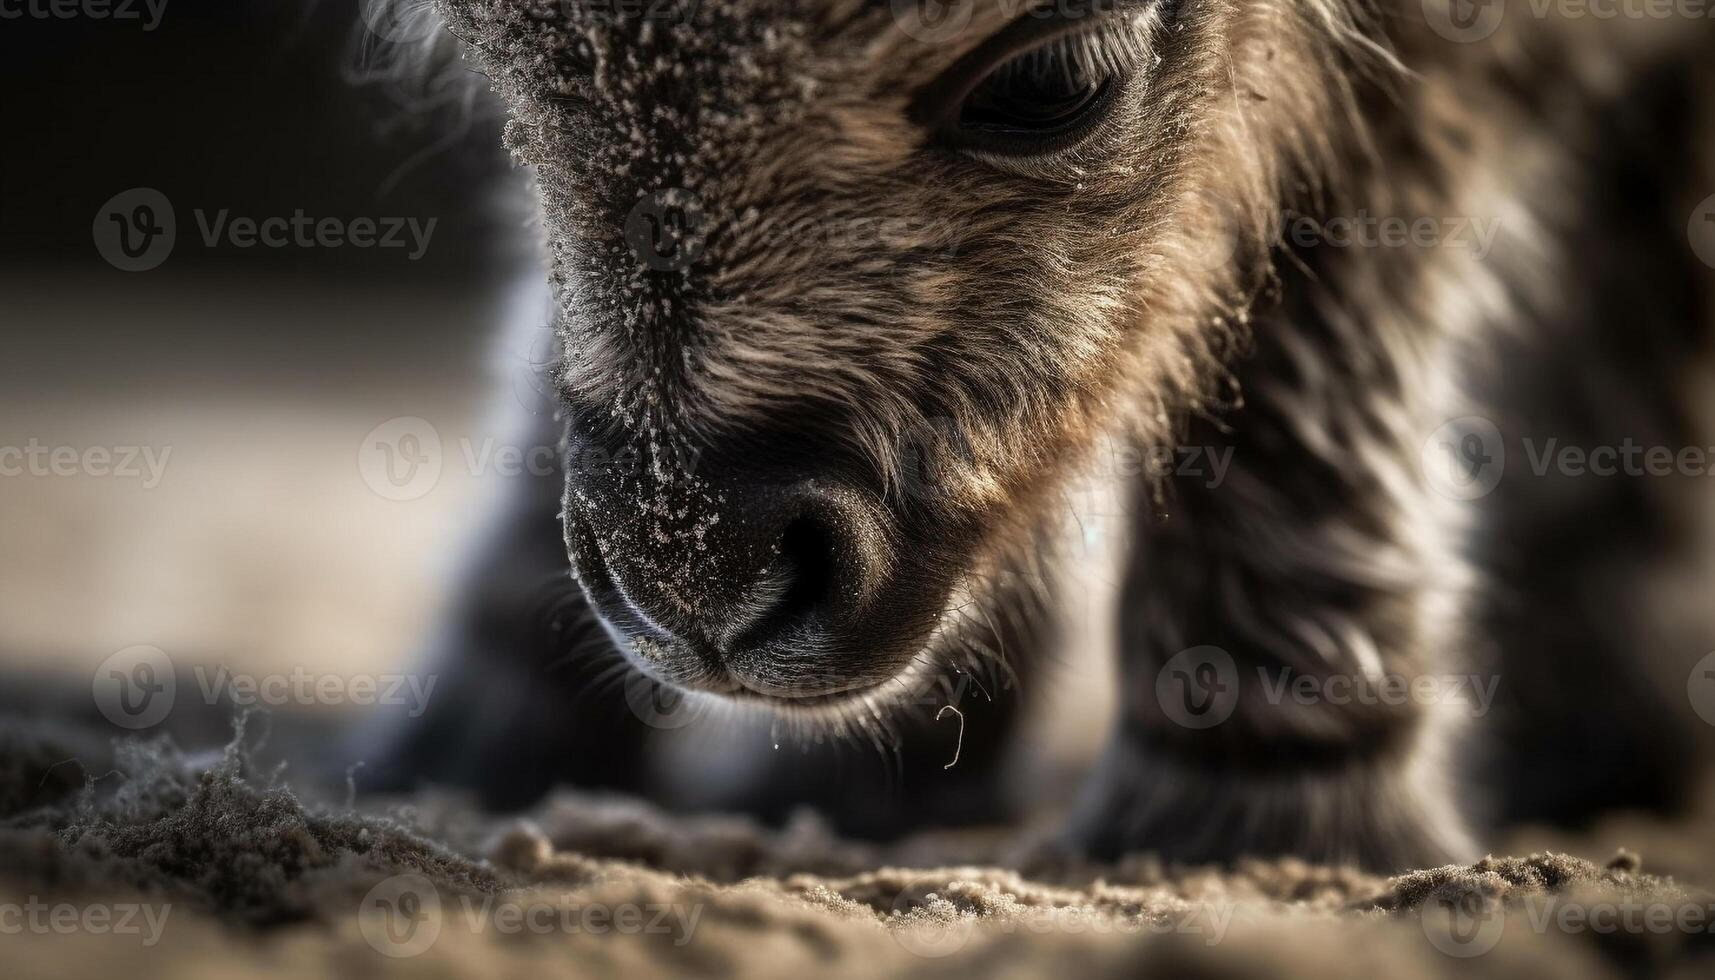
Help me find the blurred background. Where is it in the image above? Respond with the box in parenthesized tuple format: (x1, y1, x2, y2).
(0, 0, 543, 688)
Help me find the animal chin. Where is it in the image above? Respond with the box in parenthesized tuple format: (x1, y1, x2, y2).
(629, 627, 929, 717)
(723, 673, 894, 713)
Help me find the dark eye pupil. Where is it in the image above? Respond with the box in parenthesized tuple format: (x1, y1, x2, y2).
(959, 59, 1104, 133)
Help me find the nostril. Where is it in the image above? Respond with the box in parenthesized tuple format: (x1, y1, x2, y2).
(769, 515, 839, 630)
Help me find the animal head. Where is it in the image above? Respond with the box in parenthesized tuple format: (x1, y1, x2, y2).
(423, 0, 1384, 709)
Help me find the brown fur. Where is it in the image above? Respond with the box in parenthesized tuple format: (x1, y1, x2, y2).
(365, 0, 1715, 869)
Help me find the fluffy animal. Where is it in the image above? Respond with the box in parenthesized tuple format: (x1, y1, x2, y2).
(363, 0, 1715, 871)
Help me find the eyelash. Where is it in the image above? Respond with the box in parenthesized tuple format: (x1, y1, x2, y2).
(905, 5, 1163, 163)
(991, 14, 1157, 95)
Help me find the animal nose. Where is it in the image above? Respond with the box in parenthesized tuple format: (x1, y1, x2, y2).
(564, 450, 880, 660)
(732, 501, 850, 646)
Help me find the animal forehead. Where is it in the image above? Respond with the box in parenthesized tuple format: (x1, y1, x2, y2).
(447, 1, 1061, 220)
(443, 0, 1039, 76)
(451, 0, 1078, 187)
(475, 0, 1027, 34)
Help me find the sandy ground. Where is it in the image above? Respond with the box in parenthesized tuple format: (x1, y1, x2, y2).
(1, 716, 1713, 979)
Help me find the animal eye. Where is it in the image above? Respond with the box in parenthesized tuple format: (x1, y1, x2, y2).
(918, 9, 1155, 160)
(954, 40, 1117, 150)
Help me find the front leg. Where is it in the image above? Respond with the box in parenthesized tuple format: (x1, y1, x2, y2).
(1067, 283, 1483, 873)
(351, 401, 659, 809)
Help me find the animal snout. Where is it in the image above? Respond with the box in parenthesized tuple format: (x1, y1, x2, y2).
(562, 433, 886, 691)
